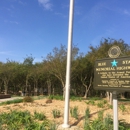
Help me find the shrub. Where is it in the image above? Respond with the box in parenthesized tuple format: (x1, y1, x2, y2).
(23, 96, 34, 102)
(85, 107, 90, 119)
(46, 99, 52, 104)
(86, 100, 95, 105)
(70, 96, 82, 101)
(103, 99, 107, 104)
(108, 104, 113, 109)
(52, 109, 61, 118)
(103, 114, 113, 129)
(49, 122, 58, 130)
(119, 104, 126, 114)
(84, 107, 90, 130)
(34, 111, 46, 120)
(48, 95, 63, 100)
(70, 106, 79, 119)
(97, 101, 104, 108)
(98, 110, 104, 121)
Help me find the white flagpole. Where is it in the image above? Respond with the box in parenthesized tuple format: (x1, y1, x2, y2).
(62, 0, 74, 128)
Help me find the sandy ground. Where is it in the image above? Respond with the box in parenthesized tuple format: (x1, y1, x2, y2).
(0, 98, 129, 129)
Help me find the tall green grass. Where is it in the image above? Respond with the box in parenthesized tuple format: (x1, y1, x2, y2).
(0, 99, 23, 105)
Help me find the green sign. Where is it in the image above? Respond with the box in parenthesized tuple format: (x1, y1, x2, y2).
(94, 56, 130, 91)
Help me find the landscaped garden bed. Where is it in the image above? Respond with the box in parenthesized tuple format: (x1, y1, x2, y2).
(0, 95, 129, 130)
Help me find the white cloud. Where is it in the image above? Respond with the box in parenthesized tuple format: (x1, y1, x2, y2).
(0, 51, 12, 55)
(10, 21, 19, 24)
(38, 0, 52, 10)
(123, 9, 130, 16)
(54, 12, 67, 18)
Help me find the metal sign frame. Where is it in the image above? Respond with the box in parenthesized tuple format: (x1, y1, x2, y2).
(94, 56, 130, 92)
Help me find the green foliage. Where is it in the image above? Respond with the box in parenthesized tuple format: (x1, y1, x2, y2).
(0, 110, 59, 130)
(97, 100, 107, 108)
(48, 95, 63, 100)
(34, 111, 46, 120)
(84, 107, 90, 129)
(85, 107, 90, 119)
(119, 104, 126, 114)
(103, 99, 107, 104)
(52, 109, 61, 118)
(103, 114, 113, 129)
(49, 122, 58, 130)
(98, 110, 104, 121)
(87, 97, 102, 100)
(70, 106, 79, 119)
(84, 112, 130, 130)
(49, 95, 83, 101)
(23, 96, 34, 102)
(86, 100, 95, 105)
(70, 96, 82, 101)
(34, 95, 46, 100)
(0, 98, 23, 105)
(108, 104, 113, 109)
(0, 110, 33, 130)
(97, 101, 104, 108)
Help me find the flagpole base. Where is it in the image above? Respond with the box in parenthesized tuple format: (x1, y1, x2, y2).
(57, 125, 80, 130)
(62, 124, 70, 128)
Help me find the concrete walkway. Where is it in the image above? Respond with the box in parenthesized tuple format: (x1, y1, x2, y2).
(0, 97, 23, 103)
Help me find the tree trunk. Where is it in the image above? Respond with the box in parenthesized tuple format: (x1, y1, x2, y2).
(83, 85, 88, 98)
(0, 81, 3, 93)
(106, 91, 113, 104)
(121, 92, 125, 99)
(109, 92, 112, 105)
(106, 91, 110, 101)
(34, 80, 39, 96)
(4, 81, 8, 95)
(47, 80, 51, 96)
(83, 76, 92, 98)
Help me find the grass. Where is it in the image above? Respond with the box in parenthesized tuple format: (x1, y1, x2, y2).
(0, 98, 23, 105)
(0, 110, 57, 130)
(86, 100, 95, 105)
(0, 96, 45, 106)
(34, 111, 46, 120)
(84, 111, 130, 130)
(48, 95, 83, 101)
(119, 98, 130, 102)
(119, 104, 126, 114)
(48, 95, 63, 100)
(52, 109, 61, 118)
(70, 106, 79, 119)
(33, 95, 46, 100)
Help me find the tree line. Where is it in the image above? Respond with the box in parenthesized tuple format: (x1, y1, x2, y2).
(0, 38, 130, 98)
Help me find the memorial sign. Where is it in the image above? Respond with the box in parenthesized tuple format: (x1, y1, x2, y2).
(94, 46, 127, 130)
(94, 56, 130, 91)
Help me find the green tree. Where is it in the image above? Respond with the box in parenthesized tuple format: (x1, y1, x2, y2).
(22, 55, 34, 95)
(87, 38, 130, 100)
(72, 55, 93, 98)
(0, 60, 18, 94)
(44, 44, 79, 97)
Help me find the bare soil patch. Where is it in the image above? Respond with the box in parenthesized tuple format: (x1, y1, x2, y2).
(0, 98, 130, 128)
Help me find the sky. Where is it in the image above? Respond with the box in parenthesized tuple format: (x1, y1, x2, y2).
(0, 0, 130, 63)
